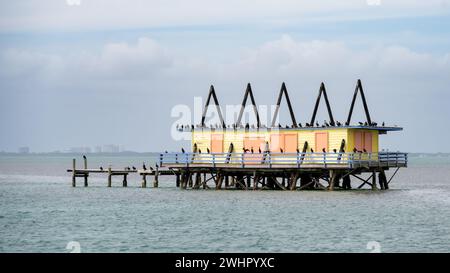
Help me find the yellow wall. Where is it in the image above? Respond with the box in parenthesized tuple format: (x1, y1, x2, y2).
(346, 129, 379, 152)
(192, 128, 379, 153)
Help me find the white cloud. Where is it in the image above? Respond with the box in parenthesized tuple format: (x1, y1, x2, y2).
(0, 0, 449, 32)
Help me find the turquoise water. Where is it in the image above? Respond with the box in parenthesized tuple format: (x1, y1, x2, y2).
(0, 154, 449, 252)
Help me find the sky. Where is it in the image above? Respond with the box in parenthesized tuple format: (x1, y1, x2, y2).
(0, 0, 450, 153)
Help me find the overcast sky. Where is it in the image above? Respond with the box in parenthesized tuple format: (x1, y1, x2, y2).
(1, 0, 450, 153)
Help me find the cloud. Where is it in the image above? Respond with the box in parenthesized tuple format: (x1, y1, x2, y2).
(1, 0, 449, 32)
(1, 35, 450, 152)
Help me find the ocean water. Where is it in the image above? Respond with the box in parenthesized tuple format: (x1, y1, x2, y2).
(0, 154, 449, 253)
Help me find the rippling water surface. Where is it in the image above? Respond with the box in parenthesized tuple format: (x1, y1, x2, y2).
(0, 154, 449, 252)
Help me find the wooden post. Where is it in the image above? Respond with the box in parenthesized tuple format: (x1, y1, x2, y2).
(194, 172, 201, 189)
(123, 174, 128, 187)
(83, 156, 88, 187)
(372, 171, 377, 190)
(246, 175, 251, 188)
(329, 170, 336, 191)
(225, 176, 229, 188)
(253, 172, 258, 190)
(142, 174, 147, 188)
(72, 158, 76, 187)
(107, 166, 112, 187)
(176, 173, 180, 187)
(154, 166, 159, 188)
(216, 173, 223, 190)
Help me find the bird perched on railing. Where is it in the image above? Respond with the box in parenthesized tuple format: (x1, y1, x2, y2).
(305, 123, 310, 127)
(382, 122, 385, 126)
(324, 120, 329, 127)
(100, 166, 103, 171)
(310, 148, 314, 153)
(258, 147, 262, 153)
(296, 148, 300, 153)
(143, 163, 147, 171)
(322, 148, 326, 153)
(298, 123, 302, 127)
(181, 148, 185, 153)
(363, 149, 367, 153)
(83, 155, 86, 160)
(243, 148, 250, 153)
(353, 148, 358, 153)
(198, 149, 202, 154)
(315, 122, 319, 127)
(336, 121, 342, 126)
(333, 149, 337, 153)
(251, 147, 254, 154)
(358, 122, 364, 126)
(280, 148, 284, 153)
(132, 166, 136, 171)
(206, 148, 210, 154)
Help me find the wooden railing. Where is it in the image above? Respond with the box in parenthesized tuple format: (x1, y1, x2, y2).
(159, 151, 407, 169)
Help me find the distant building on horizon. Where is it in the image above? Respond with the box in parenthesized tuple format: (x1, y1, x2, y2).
(18, 147, 30, 154)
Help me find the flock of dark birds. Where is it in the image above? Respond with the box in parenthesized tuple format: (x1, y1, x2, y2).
(94, 159, 159, 173)
(176, 121, 386, 131)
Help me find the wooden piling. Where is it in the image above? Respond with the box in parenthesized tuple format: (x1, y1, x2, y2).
(122, 174, 127, 187)
(83, 156, 88, 187)
(142, 174, 147, 188)
(372, 171, 377, 190)
(154, 166, 159, 188)
(72, 159, 76, 187)
(176, 173, 180, 187)
(107, 166, 112, 187)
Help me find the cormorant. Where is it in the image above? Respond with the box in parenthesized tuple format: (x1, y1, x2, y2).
(333, 149, 337, 153)
(278, 123, 282, 128)
(382, 122, 385, 126)
(310, 148, 314, 153)
(155, 163, 159, 168)
(324, 120, 329, 127)
(336, 121, 342, 126)
(198, 149, 202, 154)
(280, 148, 284, 153)
(305, 123, 310, 127)
(132, 166, 136, 171)
(83, 155, 86, 160)
(364, 122, 368, 126)
(99, 166, 103, 171)
(322, 148, 326, 153)
(251, 147, 254, 154)
(206, 148, 210, 154)
(258, 147, 262, 153)
(149, 166, 154, 171)
(358, 122, 364, 126)
(298, 123, 302, 128)
(315, 122, 319, 127)
(165, 150, 168, 153)
(181, 148, 185, 153)
(296, 148, 300, 153)
(143, 163, 147, 171)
